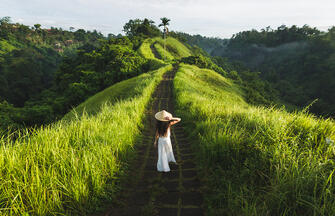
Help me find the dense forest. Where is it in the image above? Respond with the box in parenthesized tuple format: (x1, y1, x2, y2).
(180, 25, 335, 117)
(0, 17, 164, 131)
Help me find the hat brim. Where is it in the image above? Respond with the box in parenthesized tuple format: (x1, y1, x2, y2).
(154, 115, 170, 121)
(155, 118, 170, 121)
(155, 111, 172, 121)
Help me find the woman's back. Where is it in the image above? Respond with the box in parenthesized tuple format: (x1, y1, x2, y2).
(153, 110, 181, 172)
(158, 128, 170, 139)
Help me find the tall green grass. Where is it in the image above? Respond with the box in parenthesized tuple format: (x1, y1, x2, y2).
(0, 65, 172, 215)
(174, 64, 335, 215)
(137, 38, 166, 68)
(154, 37, 192, 59)
(139, 37, 192, 63)
(138, 38, 156, 59)
(137, 38, 167, 70)
(153, 42, 174, 61)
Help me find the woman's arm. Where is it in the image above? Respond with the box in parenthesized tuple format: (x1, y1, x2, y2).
(169, 117, 181, 126)
(154, 130, 159, 147)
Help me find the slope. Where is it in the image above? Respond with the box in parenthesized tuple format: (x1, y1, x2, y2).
(174, 63, 335, 215)
(5, 30, 334, 216)
(62, 65, 170, 120)
(98, 38, 204, 215)
(139, 37, 192, 62)
(0, 65, 172, 215)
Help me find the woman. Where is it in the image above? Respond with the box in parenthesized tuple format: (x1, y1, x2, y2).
(154, 110, 181, 172)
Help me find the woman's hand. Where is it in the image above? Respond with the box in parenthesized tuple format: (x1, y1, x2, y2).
(154, 138, 157, 148)
(169, 117, 181, 125)
(164, 116, 172, 121)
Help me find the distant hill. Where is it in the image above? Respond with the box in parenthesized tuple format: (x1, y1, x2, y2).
(180, 25, 335, 117)
(0, 17, 104, 130)
(169, 31, 228, 54)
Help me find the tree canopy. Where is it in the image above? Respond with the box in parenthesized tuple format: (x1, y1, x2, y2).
(123, 18, 161, 38)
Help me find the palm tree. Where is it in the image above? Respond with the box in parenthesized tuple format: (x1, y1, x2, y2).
(159, 17, 170, 60)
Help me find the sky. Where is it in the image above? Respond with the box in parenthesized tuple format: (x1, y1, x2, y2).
(1, 0, 335, 38)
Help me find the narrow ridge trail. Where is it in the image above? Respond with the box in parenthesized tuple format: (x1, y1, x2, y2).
(150, 42, 161, 60)
(101, 65, 203, 216)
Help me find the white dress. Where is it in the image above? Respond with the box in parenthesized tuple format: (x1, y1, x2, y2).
(157, 128, 176, 172)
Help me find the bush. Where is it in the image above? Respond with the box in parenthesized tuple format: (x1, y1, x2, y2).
(180, 55, 227, 76)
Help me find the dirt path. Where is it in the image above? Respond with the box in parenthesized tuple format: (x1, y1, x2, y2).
(150, 42, 161, 60)
(100, 64, 203, 216)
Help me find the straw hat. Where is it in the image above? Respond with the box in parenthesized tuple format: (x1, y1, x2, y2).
(155, 110, 174, 121)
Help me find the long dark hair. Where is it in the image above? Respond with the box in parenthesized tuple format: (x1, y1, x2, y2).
(156, 120, 170, 137)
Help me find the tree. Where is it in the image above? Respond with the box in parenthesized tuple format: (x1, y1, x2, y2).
(159, 17, 170, 34)
(0, 16, 11, 38)
(158, 17, 171, 60)
(0, 17, 11, 26)
(0, 16, 11, 25)
(34, 24, 41, 31)
(74, 29, 87, 41)
(123, 18, 160, 37)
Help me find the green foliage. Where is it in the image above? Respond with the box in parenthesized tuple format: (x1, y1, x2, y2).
(158, 17, 170, 38)
(154, 42, 174, 61)
(174, 64, 335, 215)
(169, 31, 228, 54)
(138, 38, 157, 59)
(0, 18, 105, 130)
(0, 39, 17, 58)
(53, 37, 148, 115)
(0, 101, 19, 132)
(161, 37, 192, 58)
(0, 65, 170, 215)
(152, 37, 193, 60)
(33, 23, 41, 30)
(138, 37, 193, 65)
(180, 55, 226, 75)
(202, 25, 335, 117)
(212, 56, 280, 106)
(63, 64, 173, 120)
(0, 31, 152, 130)
(123, 18, 161, 38)
(158, 17, 170, 28)
(1, 47, 60, 106)
(229, 24, 320, 47)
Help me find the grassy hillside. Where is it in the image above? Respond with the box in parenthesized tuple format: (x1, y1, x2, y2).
(154, 37, 192, 59)
(0, 65, 172, 215)
(138, 38, 165, 63)
(174, 64, 335, 215)
(63, 65, 171, 120)
(138, 37, 192, 62)
(154, 42, 175, 61)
